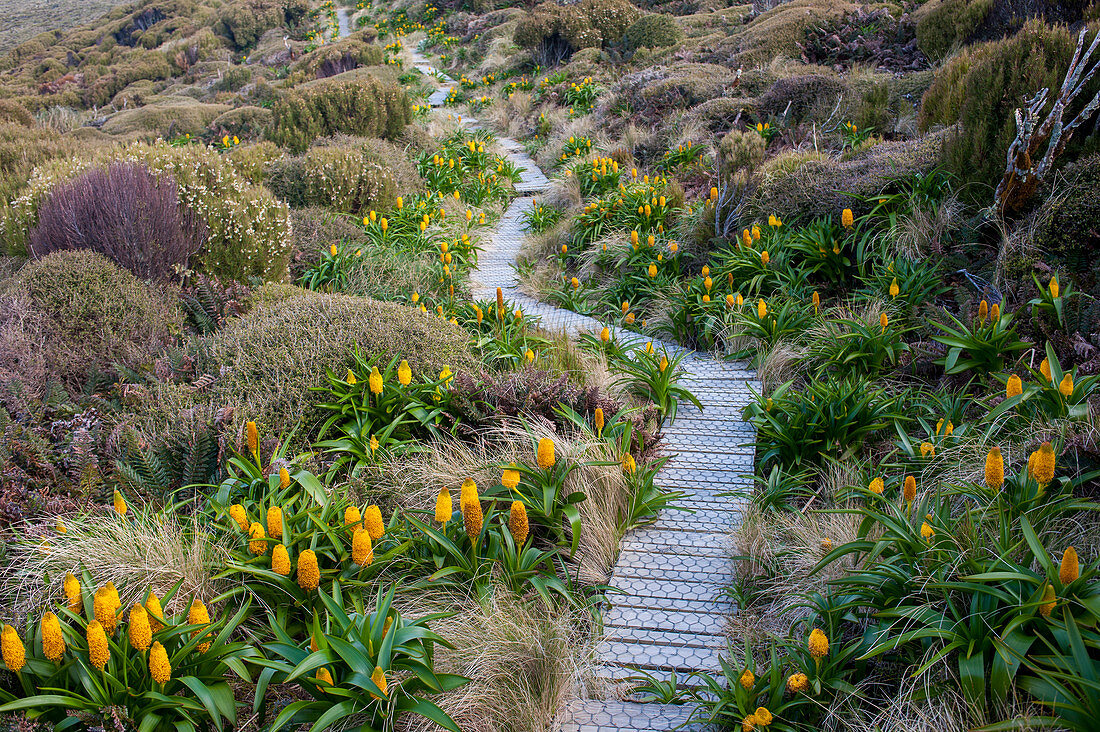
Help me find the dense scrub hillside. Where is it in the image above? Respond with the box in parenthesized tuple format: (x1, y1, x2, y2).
(0, 0, 1097, 729)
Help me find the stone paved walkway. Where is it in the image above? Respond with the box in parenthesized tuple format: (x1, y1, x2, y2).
(408, 46, 758, 731)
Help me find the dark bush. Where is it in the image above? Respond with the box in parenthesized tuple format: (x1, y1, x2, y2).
(0, 100, 32, 127)
(1034, 153, 1100, 269)
(27, 163, 206, 283)
(915, 0, 1092, 61)
(514, 0, 641, 64)
(269, 78, 411, 153)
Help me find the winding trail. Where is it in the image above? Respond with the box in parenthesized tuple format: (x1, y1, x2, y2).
(404, 47, 760, 731)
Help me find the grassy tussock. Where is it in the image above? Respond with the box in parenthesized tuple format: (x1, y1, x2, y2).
(3, 509, 222, 622)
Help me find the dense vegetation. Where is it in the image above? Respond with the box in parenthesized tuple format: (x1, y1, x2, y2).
(0, 0, 1097, 729)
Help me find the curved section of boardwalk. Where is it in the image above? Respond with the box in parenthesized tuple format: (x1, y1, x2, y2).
(409, 48, 758, 731)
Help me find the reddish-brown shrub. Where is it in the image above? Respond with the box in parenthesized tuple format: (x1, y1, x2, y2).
(27, 163, 206, 283)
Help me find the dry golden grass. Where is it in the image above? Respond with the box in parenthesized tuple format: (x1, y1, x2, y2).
(730, 502, 862, 637)
(3, 508, 223, 622)
(396, 591, 593, 732)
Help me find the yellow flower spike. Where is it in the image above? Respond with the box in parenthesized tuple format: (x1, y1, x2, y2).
(808, 628, 829, 658)
(509, 501, 529, 545)
(111, 489, 128, 516)
(761, 250, 769, 266)
(526, 348, 535, 362)
(188, 599, 211, 653)
(880, 312, 888, 332)
(903, 475, 916, 504)
(869, 476, 884, 494)
(754, 707, 774, 726)
(248, 522, 267, 556)
(368, 366, 383, 395)
(396, 196, 403, 210)
(736, 293, 744, 307)
(537, 437, 556, 469)
(435, 486, 453, 524)
(985, 447, 1004, 490)
(647, 234, 656, 246)
(344, 505, 362, 526)
(497, 288, 505, 320)
(462, 484, 483, 542)
(272, 544, 291, 575)
(726, 294, 736, 307)
(411, 291, 419, 304)
(93, 585, 119, 633)
(622, 301, 630, 315)
(398, 360, 412, 386)
(316, 667, 333, 685)
(742, 229, 752, 248)
(659, 356, 669, 372)
(670, 242, 679, 253)
(631, 230, 639, 245)
(1031, 442, 1056, 486)
(769, 214, 777, 227)
(991, 303, 1000, 320)
(330, 244, 338, 257)
(978, 299, 989, 322)
(920, 441, 934, 457)
(1060, 546, 1080, 584)
(921, 521, 934, 540)
(1040, 583, 1057, 616)
(841, 208, 854, 228)
(41, 612, 65, 661)
(648, 263, 657, 278)
(1059, 373, 1073, 396)
(622, 452, 637, 475)
(352, 526, 373, 566)
(787, 672, 809, 693)
(739, 669, 754, 689)
(380, 217, 388, 232)
(371, 666, 388, 699)
(86, 620, 109, 670)
(600, 326, 610, 343)
(127, 603, 152, 652)
(363, 505, 385, 540)
(1050, 276, 1059, 299)
(144, 591, 164, 632)
(812, 290, 820, 313)
(742, 714, 758, 732)
(1040, 358, 1052, 383)
(593, 408, 605, 437)
(297, 549, 320, 591)
(279, 467, 291, 490)
(757, 299, 767, 319)
(704, 276, 713, 292)
(149, 641, 171, 685)
(346, 368, 357, 385)
(0, 625, 23, 672)
(1006, 374, 1023, 398)
(64, 572, 81, 613)
(267, 506, 283, 539)
(246, 421, 259, 458)
(370, 434, 379, 454)
(889, 277, 899, 298)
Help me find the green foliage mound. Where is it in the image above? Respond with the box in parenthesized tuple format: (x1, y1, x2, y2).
(270, 78, 411, 153)
(919, 20, 1096, 200)
(621, 13, 683, 52)
(513, 0, 641, 59)
(267, 137, 423, 214)
(4, 142, 292, 282)
(206, 284, 475, 434)
(0, 250, 180, 390)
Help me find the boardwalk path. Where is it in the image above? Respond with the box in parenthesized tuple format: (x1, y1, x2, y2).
(406, 46, 759, 731)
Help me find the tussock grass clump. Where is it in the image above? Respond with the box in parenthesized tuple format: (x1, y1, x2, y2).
(3, 508, 222, 622)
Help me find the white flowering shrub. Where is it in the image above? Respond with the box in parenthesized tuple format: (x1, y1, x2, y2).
(6, 141, 293, 282)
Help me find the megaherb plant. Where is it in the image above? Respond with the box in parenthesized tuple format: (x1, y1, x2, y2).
(0, 575, 255, 731)
(989, 341, 1100, 423)
(931, 302, 1030, 375)
(608, 342, 701, 426)
(251, 586, 466, 732)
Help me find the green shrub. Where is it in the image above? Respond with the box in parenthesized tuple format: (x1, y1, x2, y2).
(757, 73, 846, 124)
(217, 0, 285, 50)
(100, 99, 231, 138)
(730, 0, 858, 64)
(209, 105, 275, 141)
(0, 251, 180, 391)
(226, 139, 282, 184)
(621, 13, 683, 51)
(206, 284, 475, 435)
(267, 137, 422, 213)
(0, 100, 32, 127)
(753, 130, 949, 220)
(514, 0, 641, 61)
(0, 122, 86, 208)
(285, 33, 384, 85)
(4, 142, 292, 281)
(914, 0, 994, 60)
(919, 21, 1094, 200)
(269, 78, 411, 153)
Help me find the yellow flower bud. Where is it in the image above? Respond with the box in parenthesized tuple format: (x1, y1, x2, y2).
(149, 641, 171, 684)
(297, 549, 320, 591)
(508, 501, 529, 545)
(537, 438, 556, 469)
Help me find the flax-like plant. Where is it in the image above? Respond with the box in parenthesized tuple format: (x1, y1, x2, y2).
(607, 343, 701, 426)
